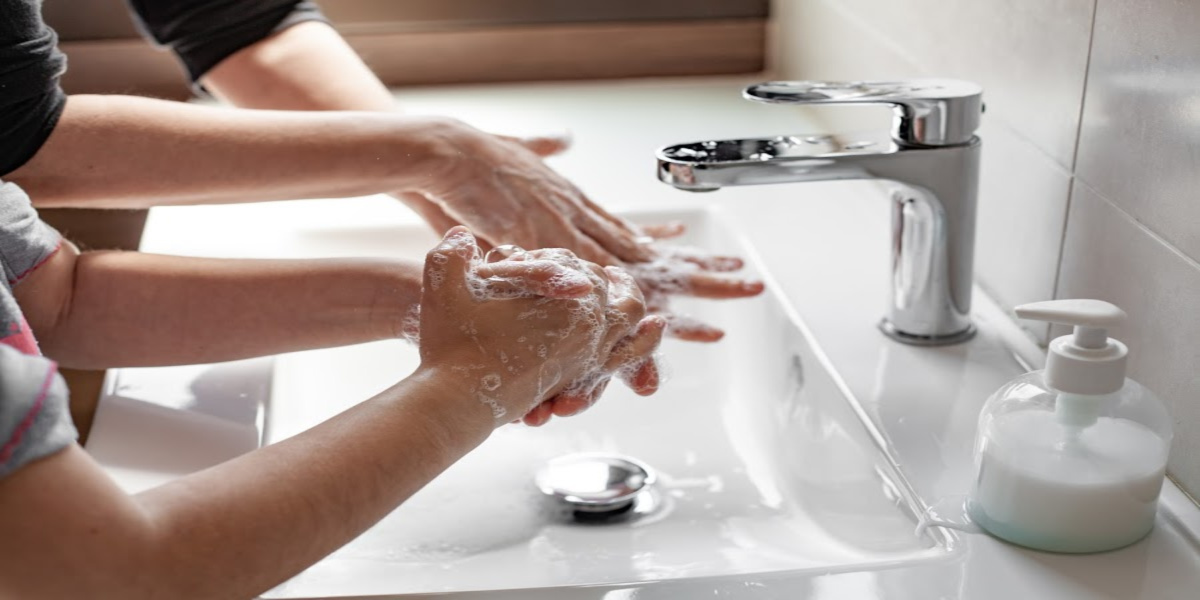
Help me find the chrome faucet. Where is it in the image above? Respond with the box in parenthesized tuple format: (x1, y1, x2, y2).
(656, 80, 983, 345)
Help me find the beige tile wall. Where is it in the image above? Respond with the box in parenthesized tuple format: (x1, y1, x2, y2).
(770, 0, 1200, 500)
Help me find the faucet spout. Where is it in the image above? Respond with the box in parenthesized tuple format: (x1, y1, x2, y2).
(655, 80, 983, 345)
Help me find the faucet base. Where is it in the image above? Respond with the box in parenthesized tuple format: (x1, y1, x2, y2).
(879, 319, 976, 346)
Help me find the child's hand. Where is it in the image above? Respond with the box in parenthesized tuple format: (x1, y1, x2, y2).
(416, 227, 663, 427)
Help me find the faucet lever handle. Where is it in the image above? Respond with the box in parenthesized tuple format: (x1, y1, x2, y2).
(744, 79, 983, 147)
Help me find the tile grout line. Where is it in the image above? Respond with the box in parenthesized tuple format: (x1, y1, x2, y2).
(1051, 0, 1102, 301)
(822, 0, 1080, 173)
(1075, 178, 1200, 274)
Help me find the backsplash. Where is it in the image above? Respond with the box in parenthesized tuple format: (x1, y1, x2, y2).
(769, 0, 1200, 501)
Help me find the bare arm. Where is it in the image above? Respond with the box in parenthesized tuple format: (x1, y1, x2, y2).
(13, 242, 422, 369)
(0, 368, 493, 599)
(4, 93, 459, 209)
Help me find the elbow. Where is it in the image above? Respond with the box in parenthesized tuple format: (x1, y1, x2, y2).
(14, 242, 91, 367)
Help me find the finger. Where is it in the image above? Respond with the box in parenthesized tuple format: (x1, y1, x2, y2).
(575, 211, 655, 264)
(549, 378, 610, 418)
(579, 196, 643, 237)
(499, 133, 572, 157)
(397, 192, 467, 240)
(522, 401, 555, 427)
(669, 250, 744, 272)
(604, 316, 666, 372)
(569, 230, 624, 267)
(621, 358, 660, 396)
(640, 222, 686, 240)
(662, 314, 725, 342)
(475, 260, 594, 299)
(682, 273, 765, 299)
(425, 226, 479, 292)
(600, 266, 646, 347)
(605, 265, 645, 307)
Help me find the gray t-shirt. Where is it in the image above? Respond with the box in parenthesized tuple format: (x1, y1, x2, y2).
(0, 180, 76, 479)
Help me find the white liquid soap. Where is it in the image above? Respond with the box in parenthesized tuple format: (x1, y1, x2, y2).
(971, 411, 1167, 552)
(967, 300, 1172, 553)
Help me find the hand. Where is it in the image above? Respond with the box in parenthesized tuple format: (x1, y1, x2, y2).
(415, 227, 664, 428)
(400, 120, 764, 341)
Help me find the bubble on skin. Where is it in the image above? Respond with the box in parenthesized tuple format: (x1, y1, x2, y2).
(545, 269, 591, 293)
(626, 258, 696, 295)
(401, 304, 421, 345)
(428, 269, 445, 290)
(480, 373, 502, 391)
(649, 351, 671, 385)
(477, 394, 508, 421)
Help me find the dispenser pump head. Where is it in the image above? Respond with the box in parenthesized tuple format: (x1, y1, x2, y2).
(1014, 299, 1128, 395)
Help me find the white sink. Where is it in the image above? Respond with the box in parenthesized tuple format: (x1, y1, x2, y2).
(91, 207, 952, 598)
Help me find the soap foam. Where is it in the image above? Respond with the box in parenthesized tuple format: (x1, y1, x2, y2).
(427, 231, 655, 424)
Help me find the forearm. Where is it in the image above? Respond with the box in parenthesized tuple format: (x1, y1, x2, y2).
(205, 21, 397, 112)
(0, 369, 493, 599)
(137, 369, 491, 597)
(6, 93, 450, 209)
(27, 248, 421, 369)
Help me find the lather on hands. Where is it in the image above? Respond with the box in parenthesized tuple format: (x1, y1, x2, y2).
(400, 119, 764, 342)
(416, 227, 665, 429)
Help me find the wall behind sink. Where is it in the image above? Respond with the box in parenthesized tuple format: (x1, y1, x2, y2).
(769, 0, 1200, 501)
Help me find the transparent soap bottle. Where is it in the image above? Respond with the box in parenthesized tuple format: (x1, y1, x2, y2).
(968, 299, 1173, 553)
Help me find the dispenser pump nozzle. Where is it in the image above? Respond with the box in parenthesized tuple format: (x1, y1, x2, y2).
(1014, 299, 1129, 395)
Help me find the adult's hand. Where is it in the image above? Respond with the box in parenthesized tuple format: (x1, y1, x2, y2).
(407, 121, 764, 342)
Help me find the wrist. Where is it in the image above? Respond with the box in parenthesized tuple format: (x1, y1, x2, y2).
(394, 116, 481, 193)
(362, 259, 423, 340)
(393, 366, 498, 450)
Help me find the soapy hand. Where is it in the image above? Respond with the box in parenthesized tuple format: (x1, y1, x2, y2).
(415, 227, 664, 428)
(400, 120, 763, 341)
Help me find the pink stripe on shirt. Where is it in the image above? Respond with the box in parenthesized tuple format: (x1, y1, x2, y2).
(0, 363, 58, 465)
(0, 315, 39, 356)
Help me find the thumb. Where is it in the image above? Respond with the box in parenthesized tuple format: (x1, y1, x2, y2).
(424, 226, 480, 294)
(500, 132, 572, 157)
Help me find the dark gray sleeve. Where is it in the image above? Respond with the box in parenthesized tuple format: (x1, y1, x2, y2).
(125, 0, 329, 83)
(0, 0, 69, 176)
(0, 344, 77, 480)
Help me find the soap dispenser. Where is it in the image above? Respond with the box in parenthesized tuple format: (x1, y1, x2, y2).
(968, 299, 1172, 553)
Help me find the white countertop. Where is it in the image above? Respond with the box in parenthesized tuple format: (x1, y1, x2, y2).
(121, 77, 1200, 599)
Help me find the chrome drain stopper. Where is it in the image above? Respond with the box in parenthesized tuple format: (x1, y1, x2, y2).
(535, 453, 657, 520)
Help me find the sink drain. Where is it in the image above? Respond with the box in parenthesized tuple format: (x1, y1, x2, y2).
(535, 453, 659, 522)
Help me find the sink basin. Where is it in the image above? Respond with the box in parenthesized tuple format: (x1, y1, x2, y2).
(89, 205, 952, 597)
(254, 207, 953, 597)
